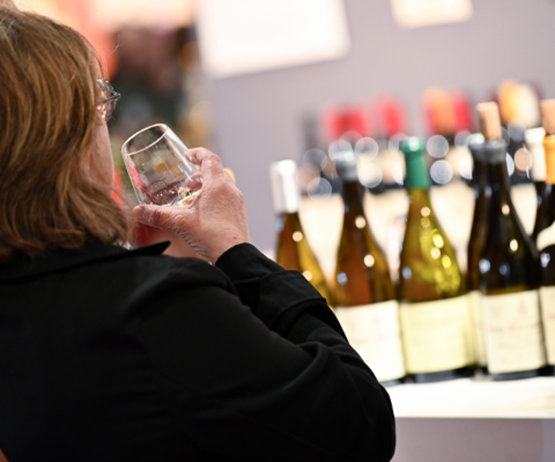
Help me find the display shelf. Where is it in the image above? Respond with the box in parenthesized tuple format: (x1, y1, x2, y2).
(388, 376, 555, 462)
(387, 375, 555, 419)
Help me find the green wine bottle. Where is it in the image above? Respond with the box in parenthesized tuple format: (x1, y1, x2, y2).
(467, 133, 489, 370)
(476, 102, 547, 380)
(269, 160, 331, 304)
(398, 137, 474, 383)
(536, 99, 555, 370)
(332, 151, 406, 384)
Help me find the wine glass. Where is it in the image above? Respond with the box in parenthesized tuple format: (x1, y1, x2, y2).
(121, 123, 201, 207)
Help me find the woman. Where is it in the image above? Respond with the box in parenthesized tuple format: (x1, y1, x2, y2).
(0, 5, 395, 462)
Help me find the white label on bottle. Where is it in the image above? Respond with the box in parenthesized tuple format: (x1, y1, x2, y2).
(335, 300, 405, 382)
(482, 290, 546, 374)
(539, 286, 555, 365)
(399, 295, 472, 374)
(537, 221, 555, 252)
(468, 290, 488, 367)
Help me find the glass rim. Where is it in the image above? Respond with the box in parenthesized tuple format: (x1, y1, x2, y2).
(121, 123, 175, 156)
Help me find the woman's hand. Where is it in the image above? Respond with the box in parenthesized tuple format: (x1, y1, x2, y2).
(133, 148, 251, 263)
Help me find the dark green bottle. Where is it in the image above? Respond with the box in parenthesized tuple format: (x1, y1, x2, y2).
(476, 102, 547, 380)
(466, 134, 489, 370)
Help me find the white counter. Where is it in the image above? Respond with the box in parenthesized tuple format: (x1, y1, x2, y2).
(388, 376, 555, 419)
(387, 376, 555, 462)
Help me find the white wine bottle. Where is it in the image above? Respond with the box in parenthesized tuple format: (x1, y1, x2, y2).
(398, 137, 474, 383)
(269, 160, 331, 304)
(476, 102, 547, 380)
(536, 99, 555, 371)
(332, 151, 405, 384)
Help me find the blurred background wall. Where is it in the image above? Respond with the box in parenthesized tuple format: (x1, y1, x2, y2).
(207, 0, 555, 251)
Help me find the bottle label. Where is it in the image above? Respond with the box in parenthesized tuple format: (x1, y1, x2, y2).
(539, 286, 555, 365)
(537, 222, 555, 251)
(482, 290, 546, 374)
(399, 295, 473, 374)
(335, 300, 405, 382)
(468, 290, 488, 367)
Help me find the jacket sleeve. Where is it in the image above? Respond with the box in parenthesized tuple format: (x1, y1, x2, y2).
(139, 243, 396, 462)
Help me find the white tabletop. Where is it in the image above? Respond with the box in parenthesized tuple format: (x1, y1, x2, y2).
(387, 375, 555, 419)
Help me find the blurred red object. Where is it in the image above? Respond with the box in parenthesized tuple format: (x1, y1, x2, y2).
(374, 96, 408, 139)
(321, 103, 371, 143)
(452, 92, 474, 133)
(422, 87, 474, 136)
(422, 87, 456, 136)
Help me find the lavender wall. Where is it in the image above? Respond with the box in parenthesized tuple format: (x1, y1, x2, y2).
(207, 0, 555, 251)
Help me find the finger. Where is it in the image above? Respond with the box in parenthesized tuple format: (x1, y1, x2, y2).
(190, 147, 234, 184)
(189, 148, 225, 183)
(185, 172, 203, 190)
(133, 204, 190, 235)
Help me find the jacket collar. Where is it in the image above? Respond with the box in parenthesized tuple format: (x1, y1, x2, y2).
(0, 241, 170, 281)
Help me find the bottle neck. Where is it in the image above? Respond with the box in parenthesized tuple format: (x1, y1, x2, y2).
(484, 140, 513, 205)
(273, 187, 300, 214)
(275, 210, 300, 235)
(407, 188, 432, 209)
(469, 142, 488, 190)
(340, 180, 365, 213)
(473, 158, 489, 190)
(404, 151, 431, 190)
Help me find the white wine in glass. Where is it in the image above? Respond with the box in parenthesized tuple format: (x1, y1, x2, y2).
(121, 124, 201, 207)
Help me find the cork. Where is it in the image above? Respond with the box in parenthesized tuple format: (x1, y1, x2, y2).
(540, 99, 555, 134)
(476, 102, 501, 141)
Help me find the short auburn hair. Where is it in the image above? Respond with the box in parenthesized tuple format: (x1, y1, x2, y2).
(0, 7, 130, 261)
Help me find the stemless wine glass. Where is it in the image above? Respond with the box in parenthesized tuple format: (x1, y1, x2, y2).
(121, 123, 202, 206)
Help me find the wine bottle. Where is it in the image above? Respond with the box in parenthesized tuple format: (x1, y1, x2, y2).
(476, 102, 547, 380)
(536, 99, 555, 369)
(332, 151, 406, 384)
(526, 126, 551, 243)
(269, 160, 331, 303)
(398, 137, 474, 383)
(466, 133, 489, 369)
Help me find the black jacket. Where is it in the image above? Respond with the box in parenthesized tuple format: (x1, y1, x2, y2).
(0, 242, 395, 462)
